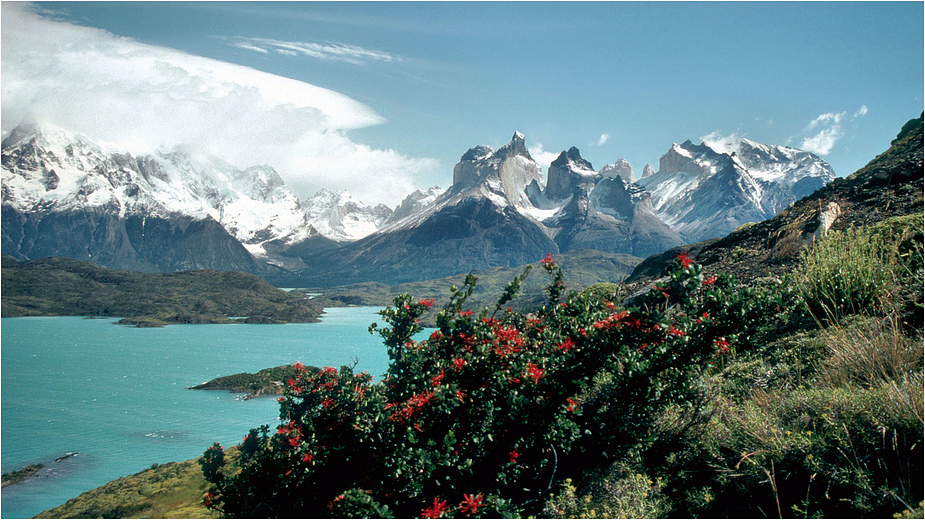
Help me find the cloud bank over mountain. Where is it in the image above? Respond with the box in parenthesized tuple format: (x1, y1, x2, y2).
(0, 3, 437, 206)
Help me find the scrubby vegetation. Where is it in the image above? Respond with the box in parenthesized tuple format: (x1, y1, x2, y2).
(0, 255, 321, 325)
(197, 214, 922, 518)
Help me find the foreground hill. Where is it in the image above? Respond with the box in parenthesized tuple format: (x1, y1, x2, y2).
(0, 255, 322, 325)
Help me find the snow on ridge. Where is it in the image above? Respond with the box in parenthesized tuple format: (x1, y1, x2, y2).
(2, 123, 316, 251)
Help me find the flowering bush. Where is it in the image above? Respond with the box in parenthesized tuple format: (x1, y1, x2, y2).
(201, 254, 733, 518)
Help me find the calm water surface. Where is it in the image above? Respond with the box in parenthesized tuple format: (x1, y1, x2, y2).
(1, 308, 391, 518)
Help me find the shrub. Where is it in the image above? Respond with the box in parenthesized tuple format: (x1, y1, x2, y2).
(541, 465, 667, 519)
(665, 383, 923, 519)
(816, 315, 923, 390)
(200, 254, 729, 518)
(796, 216, 923, 323)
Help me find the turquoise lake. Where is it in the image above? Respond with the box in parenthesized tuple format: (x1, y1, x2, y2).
(1, 308, 393, 519)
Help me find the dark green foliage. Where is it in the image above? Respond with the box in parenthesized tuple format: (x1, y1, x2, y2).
(199, 443, 225, 482)
(202, 254, 726, 518)
(1, 255, 322, 324)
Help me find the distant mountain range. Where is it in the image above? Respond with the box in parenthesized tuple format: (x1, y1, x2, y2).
(1, 122, 839, 286)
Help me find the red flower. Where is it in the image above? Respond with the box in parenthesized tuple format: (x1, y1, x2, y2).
(293, 362, 306, 373)
(431, 369, 446, 387)
(321, 398, 336, 409)
(702, 275, 717, 286)
(430, 330, 444, 341)
(677, 252, 694, 268)
(714, 337, 731, 354)
(459, 309, 474, 318)
(593, 310, 630, 330)
(302, 453, 313, 463)
(492, 326, 524, 357)
(389, 391, 436, 423)
(289, 437, 300, 447)
(525, 362, 544, 384)
(321, 366, 338, 377)
(203, 492, 214, 508)
(422, 497, 450, 519)
(454, 390, 466, 403)
(509, 449, 520, 463)
(451, 357, 466, 371)
(540, 253, 556, 267)
(566, 397, 579, 412)
(419, 298, 435, 307)
(557, 337, 575, 352)
(667, 325, 685, 336)
(459, 493, 484, 516)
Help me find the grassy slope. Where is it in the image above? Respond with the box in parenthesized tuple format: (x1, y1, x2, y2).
(1, 255, 322, 325)
(34, 458, 220, 519)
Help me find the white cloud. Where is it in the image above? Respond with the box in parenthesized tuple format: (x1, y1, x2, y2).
(0, 3, 436, 205)
(807, 111, 846, 130)
(595, 133, 609, 146)
(801, 125, 843, 155)
(799, 105, 866, 156)
(700, 131, 742, 155)
(527, 143, 561, 181)
(231, 37, 396, 65)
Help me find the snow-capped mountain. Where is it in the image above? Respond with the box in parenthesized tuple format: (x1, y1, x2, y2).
(638, 139, 836, 242)
(534, 147, 682, 257)
(302, 189, 394, 242)
(296, 133, 681, 286)
(1, 123, 334, 274)
(385, 186, 445, 225)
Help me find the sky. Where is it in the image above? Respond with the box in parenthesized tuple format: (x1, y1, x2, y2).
(2, 1, 922, 206)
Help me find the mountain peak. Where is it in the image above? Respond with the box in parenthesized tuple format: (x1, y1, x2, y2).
(496, 131, 532, 161)
(599, 159, 636, 184)
(551, 147, 594, 172)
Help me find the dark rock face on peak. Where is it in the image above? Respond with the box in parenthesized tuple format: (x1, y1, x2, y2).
(539, 146, 682, 258)
(545, 147, 598, 201)
(297, 196, 558, 286)
(294, 134, 682, 285)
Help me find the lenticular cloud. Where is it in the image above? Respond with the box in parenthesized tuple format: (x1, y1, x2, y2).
(0, 3, 437, 205)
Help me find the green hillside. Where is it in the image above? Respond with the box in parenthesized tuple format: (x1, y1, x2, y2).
(1, 255, 322, 326)
(312, 249, 642, 326)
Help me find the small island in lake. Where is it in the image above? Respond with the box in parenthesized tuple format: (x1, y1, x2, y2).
(1, 463, 43, 488)
(189, 365, 319, 399)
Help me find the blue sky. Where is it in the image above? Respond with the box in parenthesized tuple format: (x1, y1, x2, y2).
(2, 2, 922, 205)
